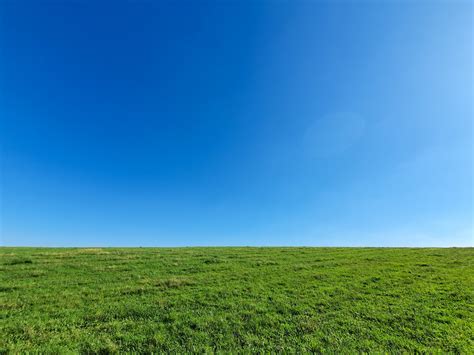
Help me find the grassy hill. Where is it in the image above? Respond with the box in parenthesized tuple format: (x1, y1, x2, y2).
(1, 247, 473, 352)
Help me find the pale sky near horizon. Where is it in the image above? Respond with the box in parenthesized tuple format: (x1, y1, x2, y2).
(1, 1, 473, 247)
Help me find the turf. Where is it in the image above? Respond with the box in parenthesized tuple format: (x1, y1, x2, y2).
(1, 247, 473, 352)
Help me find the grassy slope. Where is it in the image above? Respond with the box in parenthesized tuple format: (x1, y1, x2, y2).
(1, 247, 473, 352)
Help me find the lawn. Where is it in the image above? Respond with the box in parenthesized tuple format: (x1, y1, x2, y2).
(1, 247, 473, 352)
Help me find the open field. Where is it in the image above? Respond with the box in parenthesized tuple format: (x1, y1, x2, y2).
(1, 247, 473, 352)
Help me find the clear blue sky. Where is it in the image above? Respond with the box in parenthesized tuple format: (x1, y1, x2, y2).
(1, 1, 472, 247)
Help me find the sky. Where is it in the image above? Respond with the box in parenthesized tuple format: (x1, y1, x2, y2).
(1, 1, 472, 247)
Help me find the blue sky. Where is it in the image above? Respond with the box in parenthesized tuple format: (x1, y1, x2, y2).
(1, 1, 472, 247)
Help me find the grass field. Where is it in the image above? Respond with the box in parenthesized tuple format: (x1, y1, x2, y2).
(1, 247, 473, 352)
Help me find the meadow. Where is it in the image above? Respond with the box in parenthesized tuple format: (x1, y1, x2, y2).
(1, 247, 473, 353)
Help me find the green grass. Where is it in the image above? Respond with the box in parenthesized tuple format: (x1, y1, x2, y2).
(1, 247, 473, 352)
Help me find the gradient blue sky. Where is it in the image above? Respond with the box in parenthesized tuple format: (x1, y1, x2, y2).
(1, 1, 472, 247)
